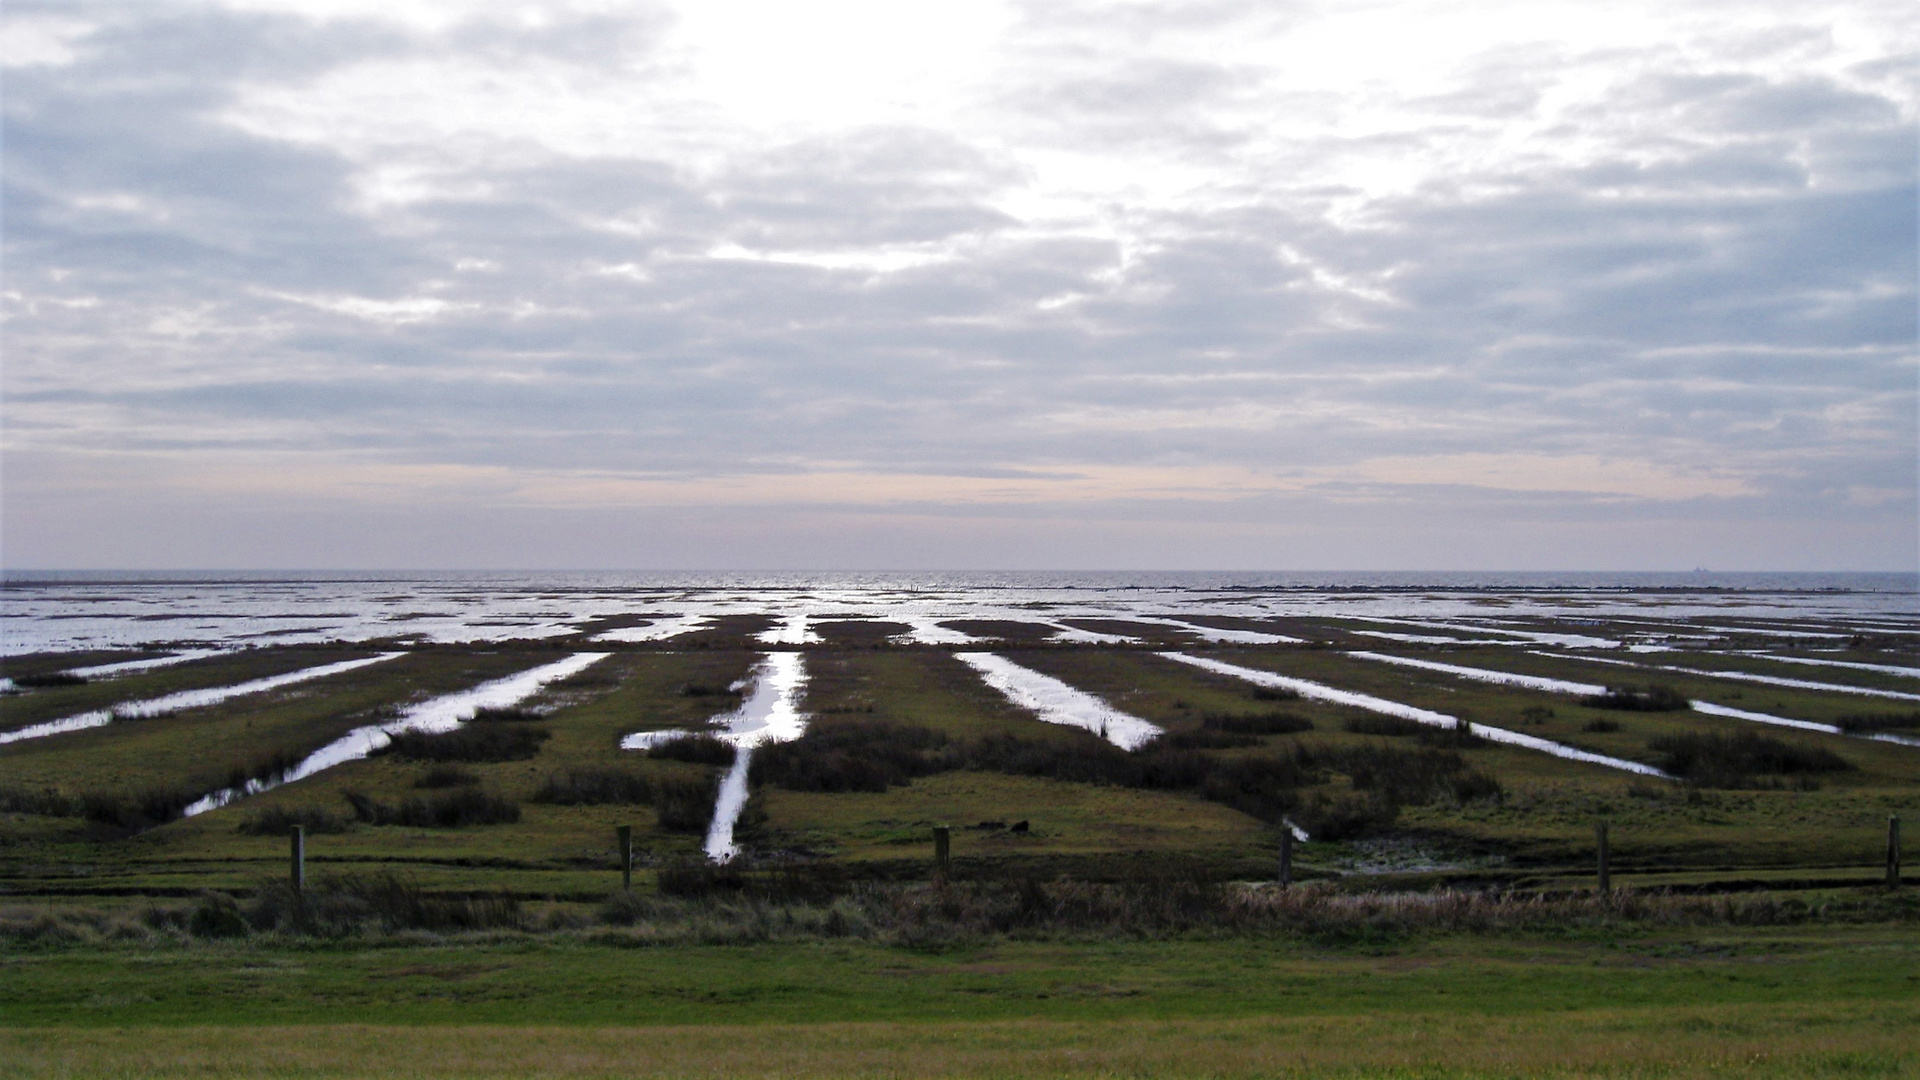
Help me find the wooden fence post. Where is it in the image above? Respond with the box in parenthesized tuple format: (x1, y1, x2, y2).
(617, 824, 633, 892)
(933, 825, 951, 878)
(1595, 821, 1610, 896)
(289, 825, 305, 893)
(1279, 829, 1293, 888)
(1890, 816, 1902, 888)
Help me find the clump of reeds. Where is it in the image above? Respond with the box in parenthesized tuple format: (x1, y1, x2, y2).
(751, 721, 948, 792)
(1646, 731, 1853, 788)
(678, 682, 737, 698)
(236, 805, 350, 835)
(1250, 686, 1300, 702)
(1583, 718, 1621, 733)
(469, 705, 544, 723)
(1344, 715, 1429, 737)
(414, 765, 480, 789)
(1582, 684, 1690, 711)
(342, 788, 521, 827)
(10, 672, 88, 688)
(1200, 710, 1313, 734)
(78, 788, 203, 831)
(653, 776, 717, 833)
(646, 734, 736, 766)
(531, 768, 653, 806)
(247, 873, 524, 936)
(1341, 715, 1486, 749)
(1834, 711, 1920, 733)
(381, 725, 548, 763)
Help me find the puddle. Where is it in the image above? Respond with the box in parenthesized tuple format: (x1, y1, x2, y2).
(1045, 624, 1140, 645)
(1146, 619, 1302, 644)
(0, 653, 403, 747)
(757, 614, 822, 645)
(69, 650, 227, 679)
(1531, 651, 1920, 703)
(1348, 651, 1607, 695)
(895, 619, 984, 645)
(1349, 616, 1620, 649)
(1745, 655, 1920, 679)
(1349, 630, 1518, 646)
(593, 615, 711, 642)
(953, 652, 1161, 750)
(1161, 652, 1667, 777)
(181, 652, 607, 816)
(621, 653, 810, 861)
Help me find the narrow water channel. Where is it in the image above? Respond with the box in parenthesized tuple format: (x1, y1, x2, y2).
(953, 652, 1161, 750)
(1161, 652, 1669, 777)
(181, 652, 608, 816)
(0, 653, 402, 747)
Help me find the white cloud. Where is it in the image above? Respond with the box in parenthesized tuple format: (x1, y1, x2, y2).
(1, 0, 1913, 569)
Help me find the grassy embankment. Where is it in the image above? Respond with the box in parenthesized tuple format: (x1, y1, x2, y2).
(3, 921, 1918, 1078)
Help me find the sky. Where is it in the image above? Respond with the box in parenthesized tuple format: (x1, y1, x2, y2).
(2, 0, 1915, 571)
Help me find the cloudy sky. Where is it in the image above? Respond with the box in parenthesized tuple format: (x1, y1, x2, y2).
(3, 0, 1914, 571)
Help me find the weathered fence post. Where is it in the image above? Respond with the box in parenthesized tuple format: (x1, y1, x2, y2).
(1595, 821, 1610, 896)
(1890, 816, 1902, 888)
(1279, 828, 1293, 888)
(933, 825, 951, 878)
(289, 824, 305, 893)
(617, 824, 633, 892)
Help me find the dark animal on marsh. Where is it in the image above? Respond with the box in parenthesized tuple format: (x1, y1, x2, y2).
(1583, 719, 1621, 733)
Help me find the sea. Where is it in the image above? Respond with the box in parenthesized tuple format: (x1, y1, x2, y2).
(3, 571, 1915, 655)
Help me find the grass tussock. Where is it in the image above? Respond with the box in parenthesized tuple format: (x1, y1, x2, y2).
(380, 724, 548, 763)
(79, 788, 203, 831)
(1199, 711, 1314, 735)
(413, 765, 479, 789)
(654, 776, 718, 833)
(1249, 686, 1300, 702)
(236, 805, 350, 836)
(646, 734, 737, 766)
(1341, 715, 1487, 749)
(531, 768, 654, 806)
(1647, 731, 1854, 789)
(468, 705, 544, 723)
(343, 788, 521, 828)
(10, 671, 88, 688)
(1834, 711, 1920, 733)
(1582, 684, 1690, 711)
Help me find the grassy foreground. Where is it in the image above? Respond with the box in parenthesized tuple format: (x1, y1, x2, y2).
(4, 923, 1918, 1078)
